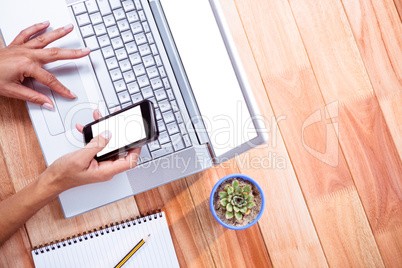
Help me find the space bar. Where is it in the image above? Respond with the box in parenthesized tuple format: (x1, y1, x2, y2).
(89, 50, 119, 108)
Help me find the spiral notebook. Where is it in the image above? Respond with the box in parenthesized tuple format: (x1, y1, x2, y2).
(32, 212, 179, 267)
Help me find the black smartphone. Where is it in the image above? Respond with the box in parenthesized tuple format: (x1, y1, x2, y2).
(83, 100, 159, 162)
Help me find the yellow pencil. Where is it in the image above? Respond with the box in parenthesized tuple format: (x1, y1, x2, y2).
(114, 234, 150, 268)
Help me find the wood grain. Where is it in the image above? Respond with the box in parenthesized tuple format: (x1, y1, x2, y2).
(394, 0, 402, 20)
(235, 0, 384, 266)
(288, 0, 402, 266)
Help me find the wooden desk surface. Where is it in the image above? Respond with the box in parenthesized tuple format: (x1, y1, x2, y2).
(0, 0, 401, 267)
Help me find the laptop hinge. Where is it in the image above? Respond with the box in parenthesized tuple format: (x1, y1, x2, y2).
(149, 0, 211, 146)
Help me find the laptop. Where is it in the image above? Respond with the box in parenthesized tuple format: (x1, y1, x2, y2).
(0, 0, 267, 218)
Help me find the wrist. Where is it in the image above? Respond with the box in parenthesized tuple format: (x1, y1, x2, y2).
(38, 171, 65, 197)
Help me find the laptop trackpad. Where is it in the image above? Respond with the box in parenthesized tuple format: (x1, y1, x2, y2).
(33, 63, 94, 136)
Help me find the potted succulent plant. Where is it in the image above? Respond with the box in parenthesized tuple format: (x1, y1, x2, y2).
(210, 173, 265, 230)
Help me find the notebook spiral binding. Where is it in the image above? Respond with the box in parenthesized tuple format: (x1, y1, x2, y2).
(33, 210, 163, 255)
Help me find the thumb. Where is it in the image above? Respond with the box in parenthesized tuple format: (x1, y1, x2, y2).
(79, 130, 112, 162)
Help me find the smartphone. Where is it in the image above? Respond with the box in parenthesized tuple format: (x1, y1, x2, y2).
(83, 100, 159, 162)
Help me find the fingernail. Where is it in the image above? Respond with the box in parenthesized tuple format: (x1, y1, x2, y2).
(64, 23, 73, 30)
(95, 109, 103, 117)
(41, 20, 50, 26)
(81, 47, 91, 53)
(100, 130, 112, 140)
(42, 103, 53, 110)
(71, 91, 77, 98)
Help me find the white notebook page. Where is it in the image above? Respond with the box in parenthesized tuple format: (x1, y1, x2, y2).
(32, 212, 179, 268)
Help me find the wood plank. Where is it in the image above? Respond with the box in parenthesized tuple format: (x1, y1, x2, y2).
(288, 0, 402, 266)
(394, 0, 402, 20)
(234, 0, 384, 266)
(0, 139, 34, 268)
(219, 0, 328, 266)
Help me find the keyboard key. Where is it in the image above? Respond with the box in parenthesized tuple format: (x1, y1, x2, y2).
(171, 100, 178, 112)
(150, 77, 163, 90)
(123, 71, 135, 83)
(141, 86, 153, 99)
(143, 22, 150, 33)
(94, 23, 107, 36)
(77, 13, 91, 26)
(107, 25, 119, 38)
(80, 25, 94, 38)
(129, 52, 141, 65)
(155, 55, 162, 66)
(117, 19, 130, 32)
(110, 68, 123, 81)
(111, 37, 124, 49)
(101, 45, 114, 58)
(125, 41, 138, 54)
(155, 108, 162, 120)
(119, 59, 131, 72)
(121, 30, 134, 43)
(130, 22, 142, 34)
(131, 93, 143, 103)
(175, 111, 183, 123)
(85, 0, 99, 14)
(133, 64, 146, 77)
(113, 80, 126, 92)
(139, 144, 152, 162)
(146, 33, 154, 44)
(118, 91, 131, 103)
(84, 36, 99, 50)
(138, 44, 151, 56)
(72, 3, 86, 15)
(137, 75, 150, 88)
(179, 123, 187, 134)
(106, 57, 118, 70)
(166, 89, 174, 100)
(157, 120, 166, 132)
(183, 134, 192, 147)
(158, 131, 170, 144)
(89, 50, 119, 108)
(90, 12, 103, 25)
(134, 0, 142, 10)
(109, 0, 122, 9)
(114, 8, 126, 21)
(154, 88, 167, 101)
(162, 78, 170, 89)
(127, 10, 139, 23)
(97, 0, 112, 15)
(148, 140, 160, 151)
(158, 66, 166, 77)
(151, 143, 174, 159)
(138, 10, 146, 21)
(146, 66, 158, 79)
(121, 102, 133, 109)
(150, 44, 158, 55)
(122, 0, 135, 12)
(98, 35, 111, 48)
(115, 48, 128, 60)
(159, 100, 171, 112)
(162, 111, 175, 124)
(171, 133, 185, 151)
(148, 97, 158, 108)
(143, 55, 154, 68)
(127, 81, 139, 94)
(166, 122, 179, 135)
(134, 33, 147, 45)
(103, 14, 116, 27)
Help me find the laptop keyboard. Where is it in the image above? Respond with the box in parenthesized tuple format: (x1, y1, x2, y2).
(70, 0, 192, 163)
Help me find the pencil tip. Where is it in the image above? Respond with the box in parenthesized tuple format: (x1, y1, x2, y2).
(148, 234, 151, 237)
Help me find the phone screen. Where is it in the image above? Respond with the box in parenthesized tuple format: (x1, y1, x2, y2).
(91, 105, 146, 157)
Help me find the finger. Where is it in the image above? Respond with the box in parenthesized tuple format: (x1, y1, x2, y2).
(76, 123, 84, 133)
(10, 21, 50, 46)
(79, 131, 112, 162)
(34, 47, 90, 64)
(5, 83, 54, 108)
(93, 109, 102, 120)
(101, 147, 141, 176)
(30, 67, 77, 99)
(25, 23, 73, 49)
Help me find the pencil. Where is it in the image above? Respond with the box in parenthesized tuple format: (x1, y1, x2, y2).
(114, 234, 150, 268)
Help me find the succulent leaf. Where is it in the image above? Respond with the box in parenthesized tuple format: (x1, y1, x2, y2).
(247, 201, 255, 208)
(235, 212, 242, 220)
(236, 187, 243, 194)
(220, 198, 228, 207)
(243, 185, 251, 193)
(240, 207, 247, 214)
(226, 211, 234, 219)
(232, 179, 239, 190)
(243, 192, 248, 199)
(245, 209, 251, 215)
(219, 191, 228, 198)
(226, 203, 233, 212)
(227, 186, 234, 195)
(247, 195, 254, 202)
(233, 206, 240, 213)
(224, 184, 230, 191)
(228, 195, 233, 202)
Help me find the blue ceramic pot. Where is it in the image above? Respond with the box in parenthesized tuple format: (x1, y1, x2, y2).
(209, 173, 265, 230)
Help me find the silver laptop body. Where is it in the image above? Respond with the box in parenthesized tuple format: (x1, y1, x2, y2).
(0, 0, 267, 218)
